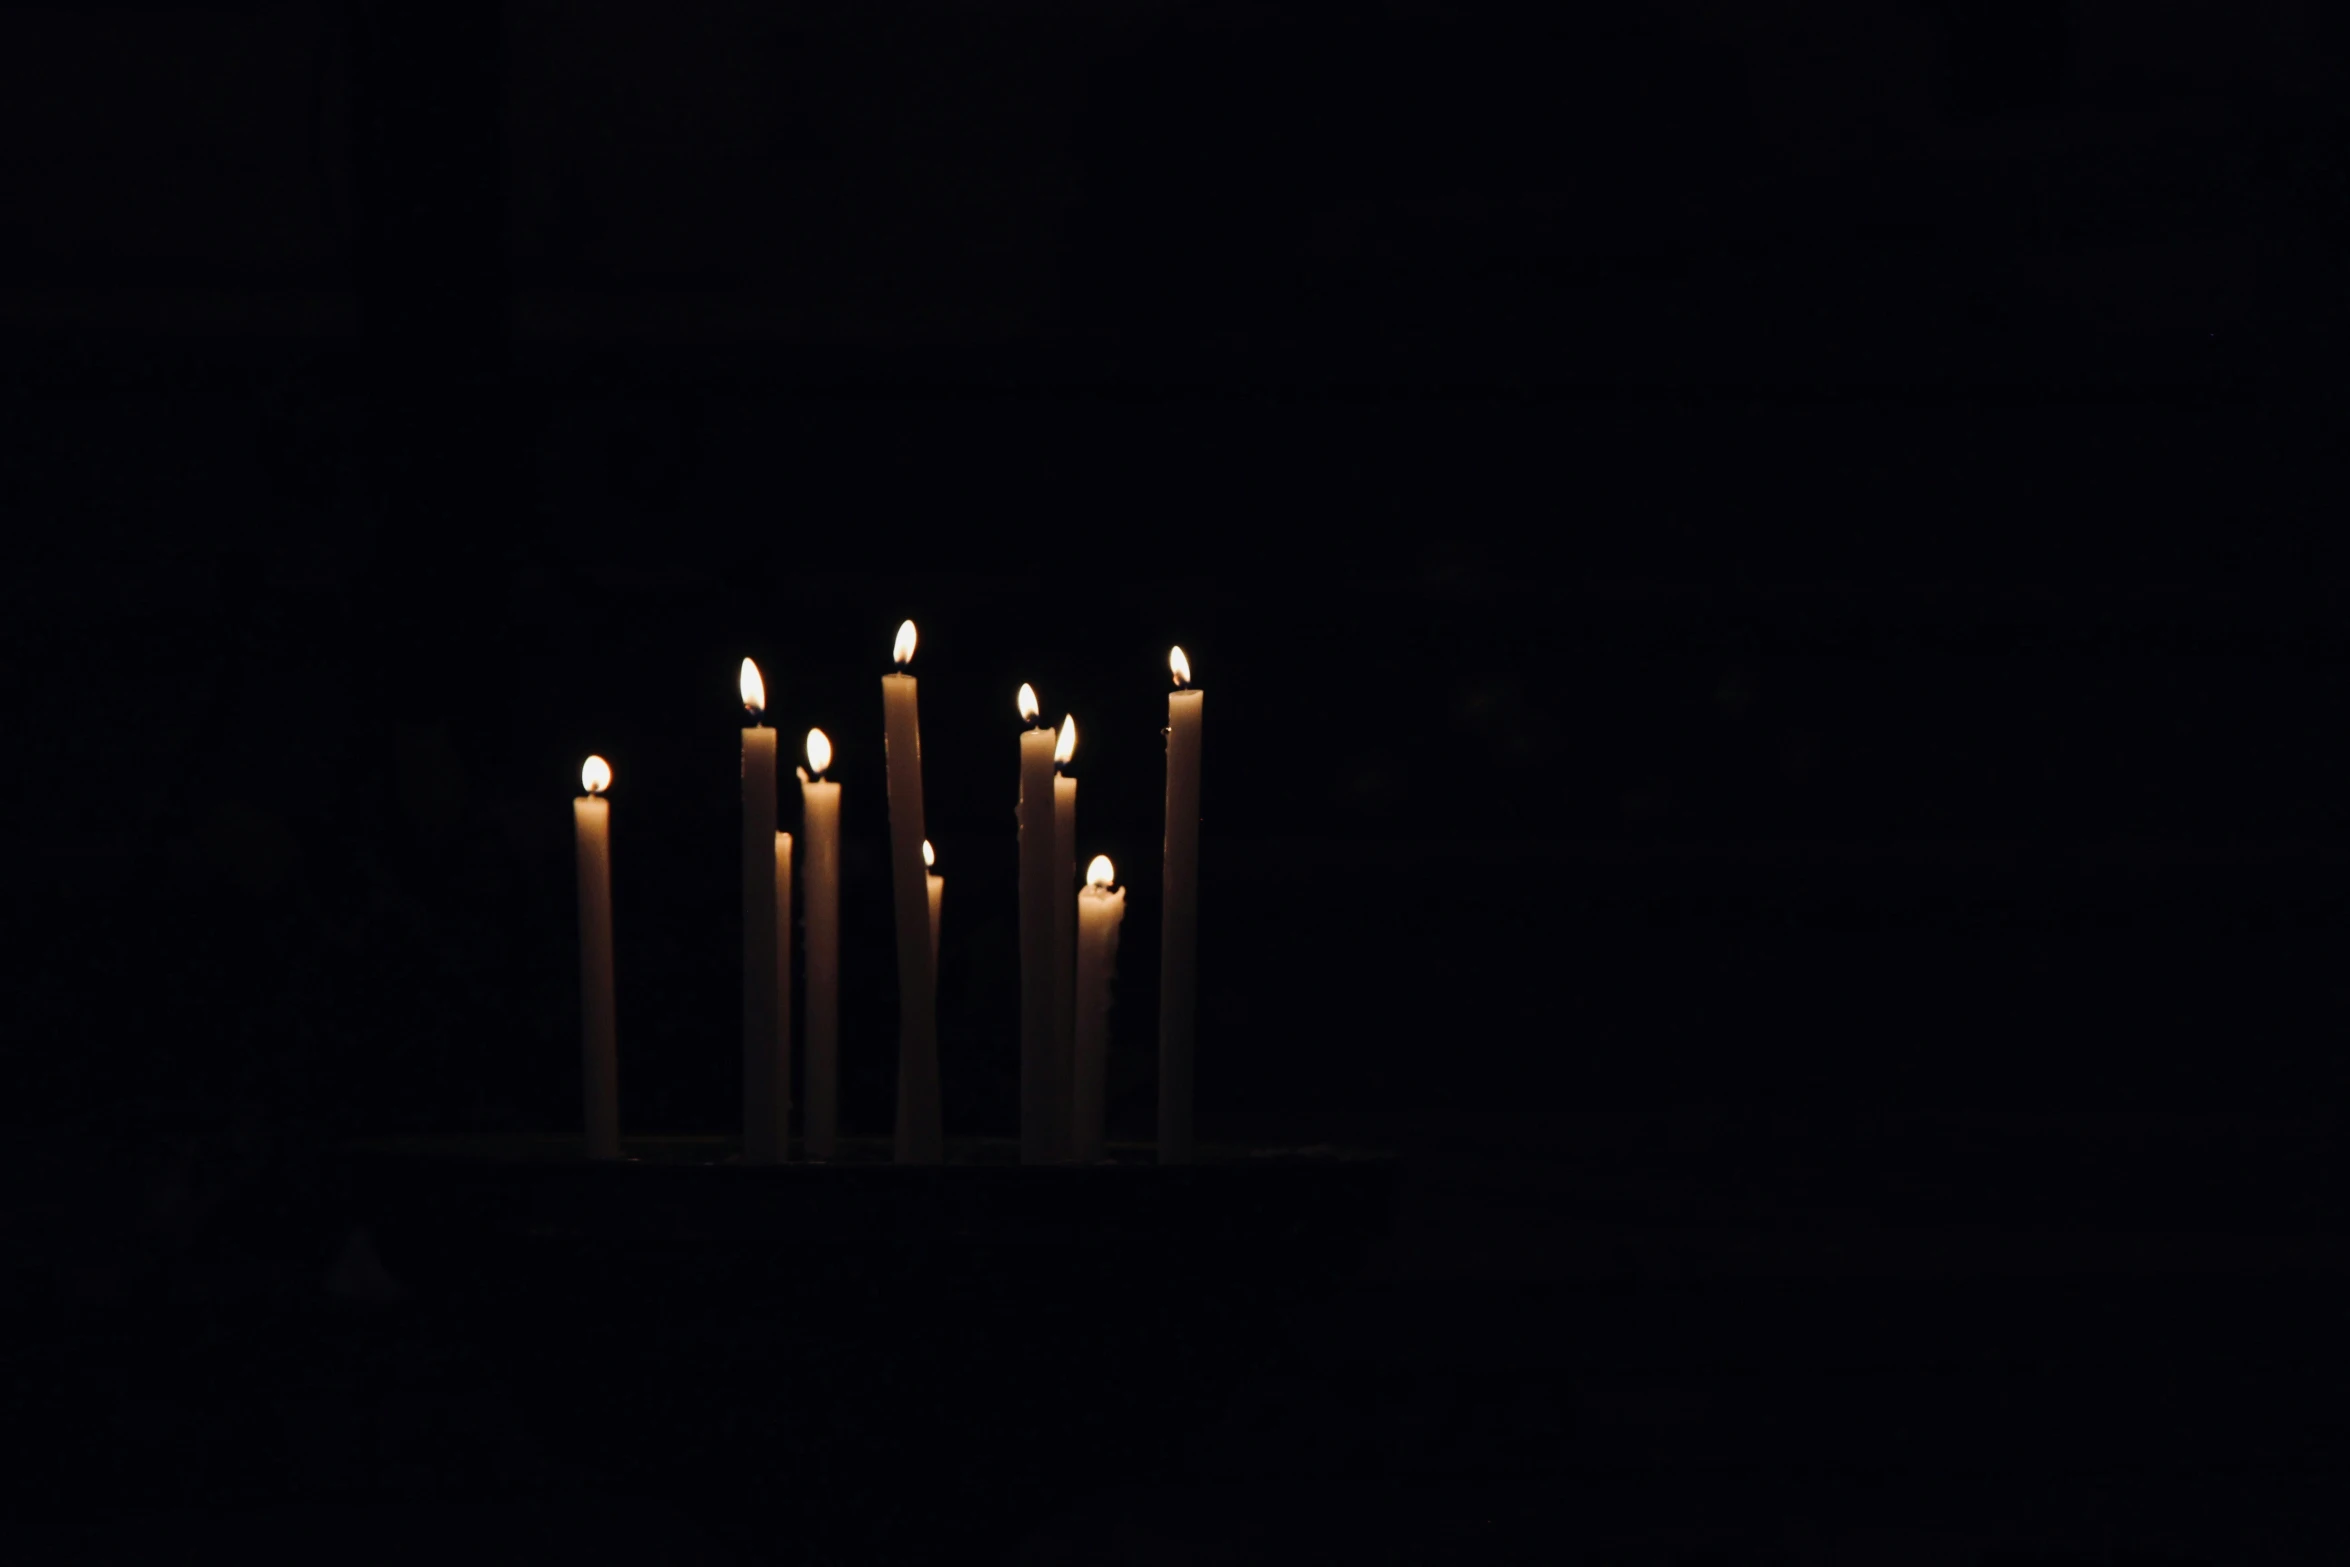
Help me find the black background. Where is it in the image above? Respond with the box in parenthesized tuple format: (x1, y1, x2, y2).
(4, 4, 2349, 1561)
(6, 2, 2347, 1143)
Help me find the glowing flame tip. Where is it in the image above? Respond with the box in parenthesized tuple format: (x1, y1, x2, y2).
(739, 658, 766, 715)
(581, 755, 612, 795)
(1169, 646, 1192, 687)
(1017, 683, 1040, 724)
(1054, 714, 1076, 765)
(805, 728, 832, 776)
(922, 839, 936, 869)
(1086, 854, 1116, 890)
(892, 620, 918, 667)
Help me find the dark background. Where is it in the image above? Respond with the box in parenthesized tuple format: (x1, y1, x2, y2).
(7, 0, 2348, 1142)
(4, 4, 2349, 1560)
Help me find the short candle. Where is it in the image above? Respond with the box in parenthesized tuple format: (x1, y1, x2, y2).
(924, 838, 943, 977)
(573, 755, 619, 1160)
(1072, 854, 1126, 1164)
(1016, 683, 1059, 1164)
(798, 728, 842, 1160)
(741, 658, 784, 1165)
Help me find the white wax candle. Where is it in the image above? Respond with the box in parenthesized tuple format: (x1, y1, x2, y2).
(574, 756, 618, 1160)
(1051, 715, 1077, 1161)
(774, 829, 794, 1161)
(925, 838, 943, 978)
(741, 659, 782, 1166)
(1016, 684, 1059, 1164)
(1159, 647, 1204, 1164)
(799, 730, 842, 1161)
(1072, 855, 1126, 1165)
(882, 622, 941, 1164)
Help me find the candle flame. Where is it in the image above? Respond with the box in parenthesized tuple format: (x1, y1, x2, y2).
(581, 755, 612, 795)
(1086, 854, 1116, 890)
(805, 727, 832, 777)
(1054, 714, 1076, 766)
(740, 658, 766, 715)
(1017, 683, 1040, 724)
(923, 839, 936, 869)
(1169, 646, 1192, 687)
(893, 620, 918, 668)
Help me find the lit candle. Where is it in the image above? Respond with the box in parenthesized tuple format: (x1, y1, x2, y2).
(741, 658, 783, 1165)
(574, 755, 619, 1161)
(1051, 715, 1078, 1159)
(1072, 854, 1126, 1165)
(924, 838, 943, 976)
(798, 728, 841, 1161)
(882, 621, 941, 1163)
(1159, 646, 1204, 1164)
(1016, 682, 1059, 1164)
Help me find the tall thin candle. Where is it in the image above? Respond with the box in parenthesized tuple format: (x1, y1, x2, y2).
(1051, 715, 1078, 1159)
(574, 755, 618, 1160)
(741, 658, 783, 1165)
(1016, 683, 1059, 1164)
(1072, 854, 1126, 1165)
(882, 621, 941, 1163)
(1159, 646, 1204, 1164)
(798, 729, 841, 1160)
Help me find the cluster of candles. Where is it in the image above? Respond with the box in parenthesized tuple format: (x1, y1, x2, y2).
(570, 621, 1206, 1166)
